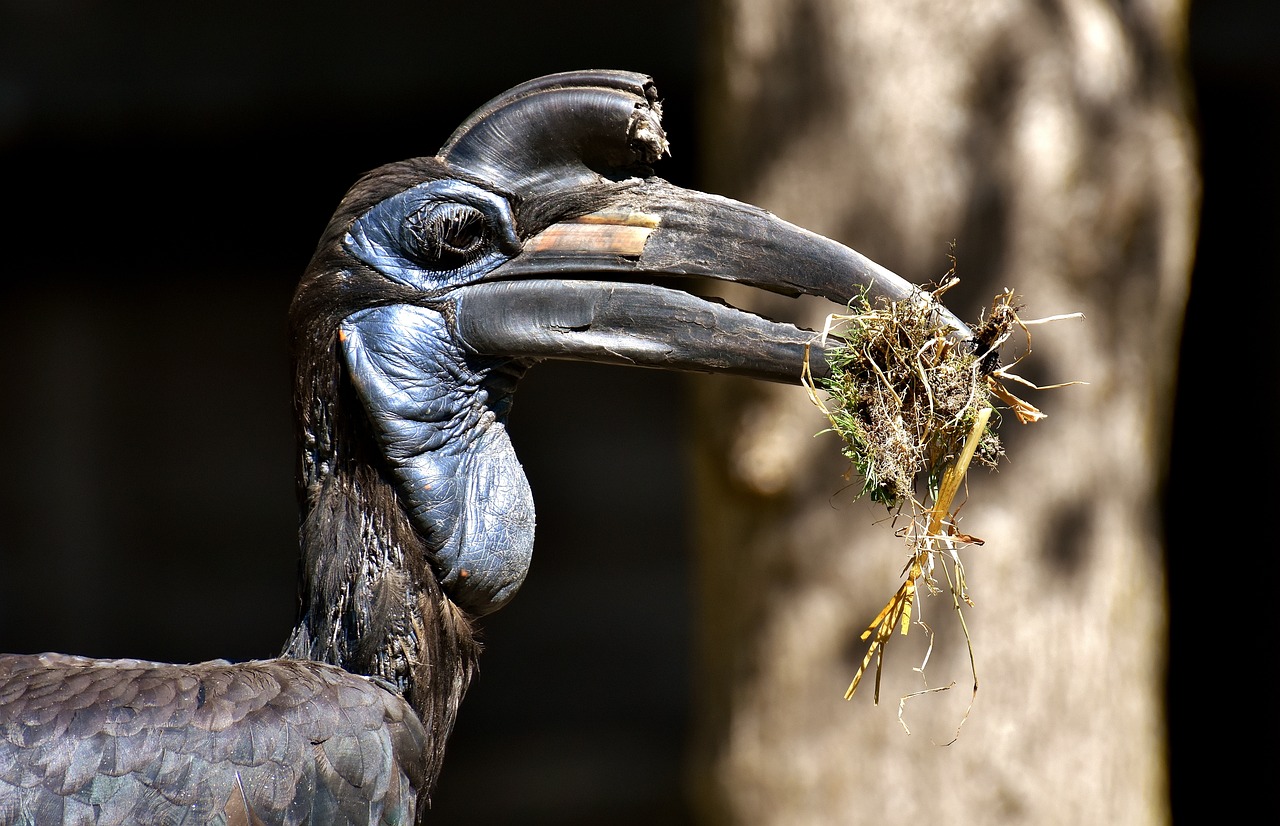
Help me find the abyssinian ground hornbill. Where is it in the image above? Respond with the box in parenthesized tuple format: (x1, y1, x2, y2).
(0, 71, 970, 824)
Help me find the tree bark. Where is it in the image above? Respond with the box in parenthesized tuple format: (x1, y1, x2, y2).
(690, 1, 1197, 823)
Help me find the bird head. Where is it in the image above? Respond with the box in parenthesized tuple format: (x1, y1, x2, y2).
(290, 71, 970, 618)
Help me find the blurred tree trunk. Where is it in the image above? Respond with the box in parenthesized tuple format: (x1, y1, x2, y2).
(690, 1, 1196, 823)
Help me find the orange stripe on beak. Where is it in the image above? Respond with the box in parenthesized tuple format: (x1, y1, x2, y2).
(524, 211, 660, 256)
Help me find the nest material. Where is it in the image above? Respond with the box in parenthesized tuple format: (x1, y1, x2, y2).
(808, 283, 1010, 508)
(803, 274, 1080, 730)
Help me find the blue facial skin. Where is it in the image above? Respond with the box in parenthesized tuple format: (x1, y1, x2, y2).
(340, 304, 533, 616)
(338, 179, 534, 616)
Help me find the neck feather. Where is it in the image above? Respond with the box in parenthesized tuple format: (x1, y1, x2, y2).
(283, 351, 480, 794)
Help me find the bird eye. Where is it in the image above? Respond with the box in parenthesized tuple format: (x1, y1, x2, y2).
(402, 203, 490, 269)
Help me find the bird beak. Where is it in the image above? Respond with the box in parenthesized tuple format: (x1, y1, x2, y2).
(448, 177, 971, 384)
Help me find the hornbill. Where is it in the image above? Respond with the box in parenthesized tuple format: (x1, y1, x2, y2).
(0, 71, 970, 824)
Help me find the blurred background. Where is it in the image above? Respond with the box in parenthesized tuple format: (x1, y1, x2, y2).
(0, 1, 1272, 823)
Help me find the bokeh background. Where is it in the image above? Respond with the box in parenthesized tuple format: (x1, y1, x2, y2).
(1, 1, 1273, 822)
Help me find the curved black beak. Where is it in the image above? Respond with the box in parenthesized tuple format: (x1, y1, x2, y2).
(449, 177, 971, 384)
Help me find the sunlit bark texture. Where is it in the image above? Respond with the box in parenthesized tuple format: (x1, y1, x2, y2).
(690, 1, 1196, 823)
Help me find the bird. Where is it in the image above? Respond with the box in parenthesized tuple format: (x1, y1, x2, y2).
(0, 71, 970, 825)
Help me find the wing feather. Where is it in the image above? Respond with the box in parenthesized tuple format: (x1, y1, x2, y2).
(0, 654, 426, 825)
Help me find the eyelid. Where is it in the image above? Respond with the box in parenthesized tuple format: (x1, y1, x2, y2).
(409, 180, 522, 256)
(344, 179, 523, 290)
(404, 203, 488, 262)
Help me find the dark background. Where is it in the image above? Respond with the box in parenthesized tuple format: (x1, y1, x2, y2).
(1169, 0, 1280, 815)
(0, 1, 1272, 822)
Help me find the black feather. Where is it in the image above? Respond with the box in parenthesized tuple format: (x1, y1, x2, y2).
(1, 656, 427, 825)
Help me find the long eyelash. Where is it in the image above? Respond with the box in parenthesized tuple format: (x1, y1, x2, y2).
(407, 205, 485, 264)
(437, 211, 481, 253)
